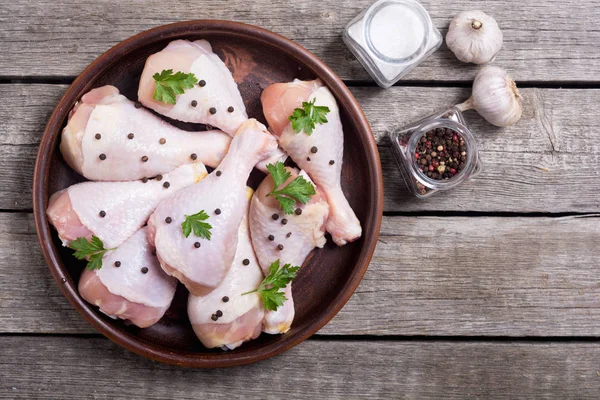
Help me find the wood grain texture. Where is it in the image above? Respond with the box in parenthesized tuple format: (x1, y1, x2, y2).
(2, 336, 600, 399)
(3, 84, 600, 212)
(1, 1, 599, 82)
(0, 84, 66, 210)
(325, 214, 600, 336)
(3, 213, 599, 336)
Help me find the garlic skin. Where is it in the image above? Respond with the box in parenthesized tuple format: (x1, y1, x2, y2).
(446, 10, 503, 64)
(457, 66, 523, 127)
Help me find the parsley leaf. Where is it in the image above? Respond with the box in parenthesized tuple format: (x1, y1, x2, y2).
(259, 287, 288, 311)
(288, 98, 330, 135)
(181, 210, 212, 240)
(68, 236, 114, 271)
(267, 162, 291, 189)
(242, 259, 300, 311)
(152, 69, 198, 105)
(266, 161, 316, 215)
(274, 195, 296, 215)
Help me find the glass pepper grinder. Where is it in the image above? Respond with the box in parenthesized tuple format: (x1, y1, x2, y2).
(342, 0, 443, 88)
(389, 107, 483, 198)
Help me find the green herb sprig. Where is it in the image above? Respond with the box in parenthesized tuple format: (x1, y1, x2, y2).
(266, 162, 316, 214)
(288, 98, 330, 135)
(68, 236, 114, 271)
(181, 210, 213, 240)
(153, 69, 198, 105)
(242, 260, 300, 311)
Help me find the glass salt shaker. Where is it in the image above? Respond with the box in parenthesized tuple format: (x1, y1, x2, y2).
(389, 107, 483, 198)
(342, 0, 443, 88)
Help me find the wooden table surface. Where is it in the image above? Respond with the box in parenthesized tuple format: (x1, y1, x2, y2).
(1, 0, 599, 398)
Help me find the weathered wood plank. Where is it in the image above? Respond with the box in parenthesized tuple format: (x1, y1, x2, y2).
(3, 84, 600, 212)
(3, 213, 599, 336)
(0, 84, 67, 210)
(324, 214, 600, 336)
(2, 336, 600, 399)
(0, 84, 64, 146)
(0, 213, 89, 333)
(1, 1, 599, 82)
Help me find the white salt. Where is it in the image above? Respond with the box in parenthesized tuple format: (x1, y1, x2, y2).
(368, 2, 426, 60)
(343, 0, 442, 87)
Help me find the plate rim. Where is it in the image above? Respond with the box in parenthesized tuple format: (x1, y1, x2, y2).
(32, 19, 384, 368)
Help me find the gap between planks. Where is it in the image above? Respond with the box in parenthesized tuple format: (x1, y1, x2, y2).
(4, 76, 600, 90)
(3, 331, 600, 343)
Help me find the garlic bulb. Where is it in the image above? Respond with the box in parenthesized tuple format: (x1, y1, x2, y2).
(457, 66, 523, 127)
(446, 10, 503, 64)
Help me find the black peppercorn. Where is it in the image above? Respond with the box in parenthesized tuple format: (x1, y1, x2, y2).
(277, 244, 284, 250)
(128, 133, 134, 139)
(227, 106, 234, 113)
(156, 174, 163, 181)
(99, 153, 106, 160)
(242, 258, 250, 266)
(142, 177, 148, 183)
(281, 219, 288, 225)
(307, 157, 311, 161)
(211, 314, 218, 321)
(216, 310, 223, 317)
(271, 214, 279, 221)
(99, 210, 106, 218)
(216, 171, 222, 177)
(165, 217, 172, 224)
(209, 107, 217, 115)
(199, 80, 206, 87)
(159, 138, 166, 145)
(329, 160, 335, 165)
(190, 153, 197, 160)
(194, 242, 201, 248)
(295, 208, 302, 215)
(95, 133, 101, 140)
(191, 100, 197, 107)
(114, 261, 121, 267)
(163, 182, 170, 188)
(286, 232, 292, 238)
(310, 146, 318, 153)
(141, 267, 148, 274)
(214, 208, 221, 215)
(222, 296, 229, 302)
(134, 102, 142, 109)
(141, 155, 149, 162)
(268, 235, 274, 241)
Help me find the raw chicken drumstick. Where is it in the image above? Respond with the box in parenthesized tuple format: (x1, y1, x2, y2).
(47, 162, 207, 248)
(249, 167, 329, 334)
(261, 79, 362, 246)
(138, 39, 286, 171)
(188, 188, 264, 350)
(147, 119, 278, 295)
(138, 39, 248, 136)
(79, 227, 178, 328)
(61, 85, 230, 181)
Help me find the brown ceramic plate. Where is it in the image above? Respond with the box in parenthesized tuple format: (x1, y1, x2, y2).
(33, 20, 383, 367)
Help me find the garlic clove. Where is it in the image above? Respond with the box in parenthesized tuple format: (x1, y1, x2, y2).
(457, 66, 523, 127)
(446, 10, 503, 64)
